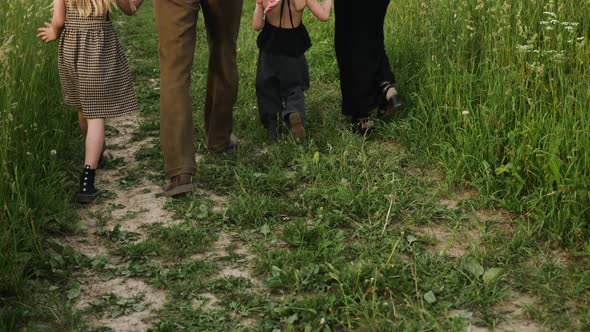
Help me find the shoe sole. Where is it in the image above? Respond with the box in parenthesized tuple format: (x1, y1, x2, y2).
(210, 146, 238, 159)
(77, 191, 99, 204)
(164, 183, 195, 197)
(289, 113, 305, 143)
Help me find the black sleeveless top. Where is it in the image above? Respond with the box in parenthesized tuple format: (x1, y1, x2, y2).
(257, 0, 312, 58)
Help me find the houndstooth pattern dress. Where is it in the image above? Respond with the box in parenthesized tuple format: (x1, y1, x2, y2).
(58, 3, 138, 118)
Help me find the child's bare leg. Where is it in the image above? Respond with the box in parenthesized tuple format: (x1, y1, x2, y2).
(84, 118, 105, 169)
(78, 111, 88, 137)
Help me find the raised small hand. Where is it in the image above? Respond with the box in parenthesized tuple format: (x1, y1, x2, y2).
(37, 22, 59, 43)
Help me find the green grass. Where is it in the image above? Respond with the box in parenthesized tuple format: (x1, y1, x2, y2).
(0, 0, 84, 329)
(2, 0, 590, 330)
(385, 0, 590, 246)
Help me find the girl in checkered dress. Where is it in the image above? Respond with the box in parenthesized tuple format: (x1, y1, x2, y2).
(38, 0, 143, 203)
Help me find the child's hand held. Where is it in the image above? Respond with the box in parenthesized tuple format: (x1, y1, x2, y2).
(265, 0, 281, 14)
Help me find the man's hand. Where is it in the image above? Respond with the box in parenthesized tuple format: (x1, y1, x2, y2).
(37, 22, 59, 43)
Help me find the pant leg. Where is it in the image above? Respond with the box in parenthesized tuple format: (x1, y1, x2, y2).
(335, 0, 394, 118)
(155, 0, 199, 177)
(334, 0, 354, 116)
(373, 0, 395, 85)
(279, 54, 309, 125)
(282, 87, 306, 126)
(201, 0, 243, 152)
(256, 52, 282, 131)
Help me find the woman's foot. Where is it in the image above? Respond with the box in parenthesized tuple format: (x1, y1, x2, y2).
(288, 113, 305, 143)
(352, 117, 375, 135)
(377, 82, 403, 121)
(77, 165, 99, 203)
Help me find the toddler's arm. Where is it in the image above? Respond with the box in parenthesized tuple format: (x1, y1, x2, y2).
(253, 0, 265, 31)
(306, 0, 331, 22)
(37, 0, 66, 43)
(117, 0, 144, 16)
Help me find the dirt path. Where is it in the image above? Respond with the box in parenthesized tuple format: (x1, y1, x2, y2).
(65, 115, 168, 330)
(64, 114, 265, 331)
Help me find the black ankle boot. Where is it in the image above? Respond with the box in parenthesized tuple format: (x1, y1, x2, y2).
(77, 165, 99, 203)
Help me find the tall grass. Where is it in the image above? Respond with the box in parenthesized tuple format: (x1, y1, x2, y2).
(0, 0, 80, 328)
(386, 0, 590, 245)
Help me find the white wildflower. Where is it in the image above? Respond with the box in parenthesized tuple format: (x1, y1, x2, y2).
(50, 150, 57, 156)
(516, 44, 533, 53)
(552, 52, 565, 62)
(320, 318, 325, 325)
(462, 110, 470, 116)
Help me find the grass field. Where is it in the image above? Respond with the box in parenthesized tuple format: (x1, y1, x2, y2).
(0, 0, 83, 329)
(1, 0, 589, 330)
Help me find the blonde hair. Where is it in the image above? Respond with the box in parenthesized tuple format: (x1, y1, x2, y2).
(68, 0, 116, 17)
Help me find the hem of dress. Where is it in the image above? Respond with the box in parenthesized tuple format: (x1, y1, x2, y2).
(83, 108, 138, 119)
(64, 100, 82, 111)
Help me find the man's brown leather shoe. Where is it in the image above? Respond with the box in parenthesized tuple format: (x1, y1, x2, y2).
(210, 134, 240, 158)
(163, 173, 194, 197)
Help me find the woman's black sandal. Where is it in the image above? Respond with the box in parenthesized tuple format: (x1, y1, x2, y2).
(352, 117, 375, 135)
(377, 83, 403, 121)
